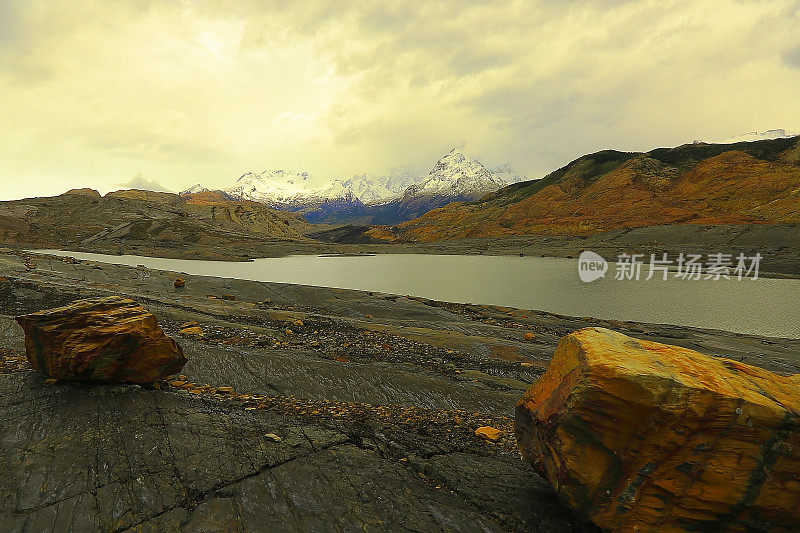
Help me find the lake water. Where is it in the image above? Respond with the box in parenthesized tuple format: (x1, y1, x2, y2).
(32, 250, 800, 339)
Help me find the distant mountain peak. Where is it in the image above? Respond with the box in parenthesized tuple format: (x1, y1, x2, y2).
(436, 148, 468, 167)
(406, 149, 507, 200)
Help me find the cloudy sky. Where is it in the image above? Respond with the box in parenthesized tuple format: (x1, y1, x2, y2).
(1, 0, 799, 200)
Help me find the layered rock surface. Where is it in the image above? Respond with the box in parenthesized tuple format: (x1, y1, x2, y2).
(515, 327, 800, 532)
(16, 296, 186, 383)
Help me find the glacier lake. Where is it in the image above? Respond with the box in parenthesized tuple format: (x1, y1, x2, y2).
(32, 250, 800, 339)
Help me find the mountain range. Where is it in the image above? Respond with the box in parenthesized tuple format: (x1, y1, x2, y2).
(181, 149, 524, 224)
(5, 133, 799, 257)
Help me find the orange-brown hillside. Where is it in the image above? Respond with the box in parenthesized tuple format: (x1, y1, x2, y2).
(397, 136, 800, 241)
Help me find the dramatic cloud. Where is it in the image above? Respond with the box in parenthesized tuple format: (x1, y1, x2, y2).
(117, 172, 172, 193)
(0, 0, 799, 200)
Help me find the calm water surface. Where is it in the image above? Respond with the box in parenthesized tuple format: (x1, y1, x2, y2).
(33, 250, 800, 339)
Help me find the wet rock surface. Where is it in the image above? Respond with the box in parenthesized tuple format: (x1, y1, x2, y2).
(0, 250, 799, 530)
(516, 328, 800, 532)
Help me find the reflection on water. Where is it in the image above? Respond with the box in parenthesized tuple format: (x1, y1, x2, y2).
(33, 250, 800, 339)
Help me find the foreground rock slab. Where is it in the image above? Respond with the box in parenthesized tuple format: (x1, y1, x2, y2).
(16, 296, 186, 383)
(0, 373, 593, 532)
(515, 327, 800, 532)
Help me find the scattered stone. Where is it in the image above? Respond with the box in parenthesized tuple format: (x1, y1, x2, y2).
(179, 326, 204, 337)
(294, 319, 304, 326)
(216, 386, 234, 394)
(520, 362, 533, 367)
(44, 378, 58, 385)
(523, 332, 536, 341)
(180, 321, 199, 328)
(220, 294, 236, 301)
(15, 296, 186, 383)
(515, 327, 800, 532)
(174, 278, 185, 288)
(475, 426, 504, 442)
(265, 433, 282, 442)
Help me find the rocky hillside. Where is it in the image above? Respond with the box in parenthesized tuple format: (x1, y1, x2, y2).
(394, 136, 800, 241)
(0, 188, 314, 259)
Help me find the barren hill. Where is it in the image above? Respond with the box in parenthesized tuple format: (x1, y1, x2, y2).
(0, 189, 314, 259)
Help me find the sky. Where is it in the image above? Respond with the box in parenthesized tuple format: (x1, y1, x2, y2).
(1, 0, 799, 200)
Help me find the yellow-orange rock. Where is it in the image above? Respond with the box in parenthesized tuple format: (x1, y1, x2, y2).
(475, 426, 504, 442)
(15, 296, 186, 383)
(515, 327, 800, 532)
(179, 326, 204, 337)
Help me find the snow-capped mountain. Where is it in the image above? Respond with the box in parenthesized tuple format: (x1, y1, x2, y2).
(179, 148, 516, 224)
(208, 170, 399, 207)
(342, 148, 513, 225)
(223, 170, 324, 206)
(402, 148, 507, 200)
(341, 174, 396, 203)
(381, 168, 421, 194)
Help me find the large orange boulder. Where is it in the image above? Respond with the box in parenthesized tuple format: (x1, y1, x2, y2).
(515, 327, 800, 532)
(16, 296, 186, 383)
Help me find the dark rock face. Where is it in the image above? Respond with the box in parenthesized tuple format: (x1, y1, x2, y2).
(0, 374, 592, 532)
(16, 296, 186, 383)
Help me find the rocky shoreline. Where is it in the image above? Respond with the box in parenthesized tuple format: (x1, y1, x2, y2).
(1, 250, 799, 530)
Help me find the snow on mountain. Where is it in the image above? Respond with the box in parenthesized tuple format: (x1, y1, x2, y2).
(381, 168, 420, 194)
(403, 148, 508, 200)
(180, 148, 513, 216)
(222, 170, 333, 206)
(487, 163, 526, 184)
(704, 129, 798, 144)
(341, 174, 396, 203)
(180, 184, 209, 195)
